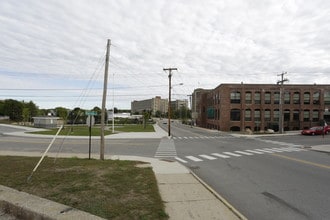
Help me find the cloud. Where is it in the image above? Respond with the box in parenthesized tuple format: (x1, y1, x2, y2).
(0, 0, 330, 109)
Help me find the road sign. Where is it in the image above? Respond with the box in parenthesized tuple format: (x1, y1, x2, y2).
(86, 115, 95, 127)
(86, 111, 97, 116)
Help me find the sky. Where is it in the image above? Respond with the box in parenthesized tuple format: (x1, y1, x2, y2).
(1, 0, 330, 110)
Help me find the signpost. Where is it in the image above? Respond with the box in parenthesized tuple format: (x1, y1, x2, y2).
(86, 111, 96, 159)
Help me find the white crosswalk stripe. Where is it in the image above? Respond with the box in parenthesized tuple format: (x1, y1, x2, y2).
(234, 151, 253, 155)
(223, 152, 242, 157)
(199, 154, 217, 160)
(154, 138, 177, 158)
(172, 135, 234, 141)
(264, 148, 285, 152)
(175, 157, 188, 163)
(185, 156, 203, 162)
(246, 149, 264, 154)
(175, 146, 306, 163)
(211, 153, 231, 158)
(254, 149, 275, 153)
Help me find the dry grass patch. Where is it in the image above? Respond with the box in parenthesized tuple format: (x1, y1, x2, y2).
(0, 156, 168, 219)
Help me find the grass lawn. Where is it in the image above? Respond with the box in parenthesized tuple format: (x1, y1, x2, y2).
(29, 124, 155, 136)
(0, 156, 168, 219)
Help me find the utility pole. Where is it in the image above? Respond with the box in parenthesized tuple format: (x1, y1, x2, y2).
(187, 94, 192, 127)
(100, 39, 111, 160)
(163, 67, 177, 137)
(277, 72, 289, 134)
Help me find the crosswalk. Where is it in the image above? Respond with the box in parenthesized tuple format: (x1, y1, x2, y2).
(172, 136, 234, 140)
(174, 147, 306, 163)
(154, 138, 177, 158)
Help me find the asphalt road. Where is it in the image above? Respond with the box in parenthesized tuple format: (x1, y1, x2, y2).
(1, 123, 330, 219)
(160, 122, 330, 220)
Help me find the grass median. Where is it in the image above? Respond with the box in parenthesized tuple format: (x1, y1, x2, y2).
(29, 124, 155, 136)
(0, 156, 168, 219)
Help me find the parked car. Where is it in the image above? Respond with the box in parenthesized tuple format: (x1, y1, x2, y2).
(301, 126, 328, 135)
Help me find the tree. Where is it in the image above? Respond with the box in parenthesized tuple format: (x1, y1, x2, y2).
(22, 108, 30, 125)
(92, 106, 102, 124)
(68, 107, 85, 124)
(55, 107, 69, 124)
(24, 101, 38, 119)
(0, 100, 4, 116)
(3, 99, 23, 121)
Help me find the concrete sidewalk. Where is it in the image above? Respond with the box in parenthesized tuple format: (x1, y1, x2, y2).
(309, 144, 330, 153)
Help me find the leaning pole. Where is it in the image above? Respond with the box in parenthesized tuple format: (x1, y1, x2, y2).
(100, 39, 111, 160)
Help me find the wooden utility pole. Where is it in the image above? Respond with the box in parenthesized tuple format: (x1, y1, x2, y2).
(163, 68, 177, 137)
(277, 72, 288, 134)
(100, 39, 111, 160)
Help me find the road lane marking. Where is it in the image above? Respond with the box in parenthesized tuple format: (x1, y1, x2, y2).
(272, 154, 330, 170)
(185, 156, 203, 162)
(235, 151, 253, 155)
(175, 157, 188, 163)
(199, 154, 217, 160)
(246, 150, 264, 154)
(275, 147, 294, 152)
(264, 148, 285, 152)
(254, 149, 275, 153)
(223, 152, 242, 157)
(211, 153, 231, 158)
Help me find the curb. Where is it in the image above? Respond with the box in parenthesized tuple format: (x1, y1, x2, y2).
(189, 171, 248, 220)
(0, 185, 105, 220)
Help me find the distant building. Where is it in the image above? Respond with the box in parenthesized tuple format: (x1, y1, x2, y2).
(33, 116, 60, 128)
(194, 83, 330, 132)
(170, 99, 189, 111)
(131, 96, 168, 115)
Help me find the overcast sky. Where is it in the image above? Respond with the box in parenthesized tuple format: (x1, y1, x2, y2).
(1, 0, 330, 110)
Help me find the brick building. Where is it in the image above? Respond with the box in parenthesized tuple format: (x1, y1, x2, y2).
(194, 83, 330, 132)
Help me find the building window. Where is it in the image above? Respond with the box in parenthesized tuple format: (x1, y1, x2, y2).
(265, 109, 271, 121)
(207, 107, 214, 119)
(304, 92, 310, 104)
(284, 109, 290, 121)
(303, 110, 310, 122)
(274, 92, 280, 104)
(324, 91, 330, 105)
(230, 91, 241, 104)
(254, 92, 261, 104)
(312, 110, 319, 122)
(293, 110, 300, 121)
(230, 109, 241, 121)
(293, 92, 300, 104)
(245, 109, 251, 121)
(274, 109, 279, 121)
(313, 92, 320, 104)
(254, 109, 261, 122)
(245, 92, 252, 104)
(284, 92, 290, 104)
(265, 92, 271, 104)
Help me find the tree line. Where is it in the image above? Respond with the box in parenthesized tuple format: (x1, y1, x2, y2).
(0, 99, 111, 124)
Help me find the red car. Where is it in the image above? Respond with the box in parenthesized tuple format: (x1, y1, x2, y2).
(301, 126, 329, 135)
